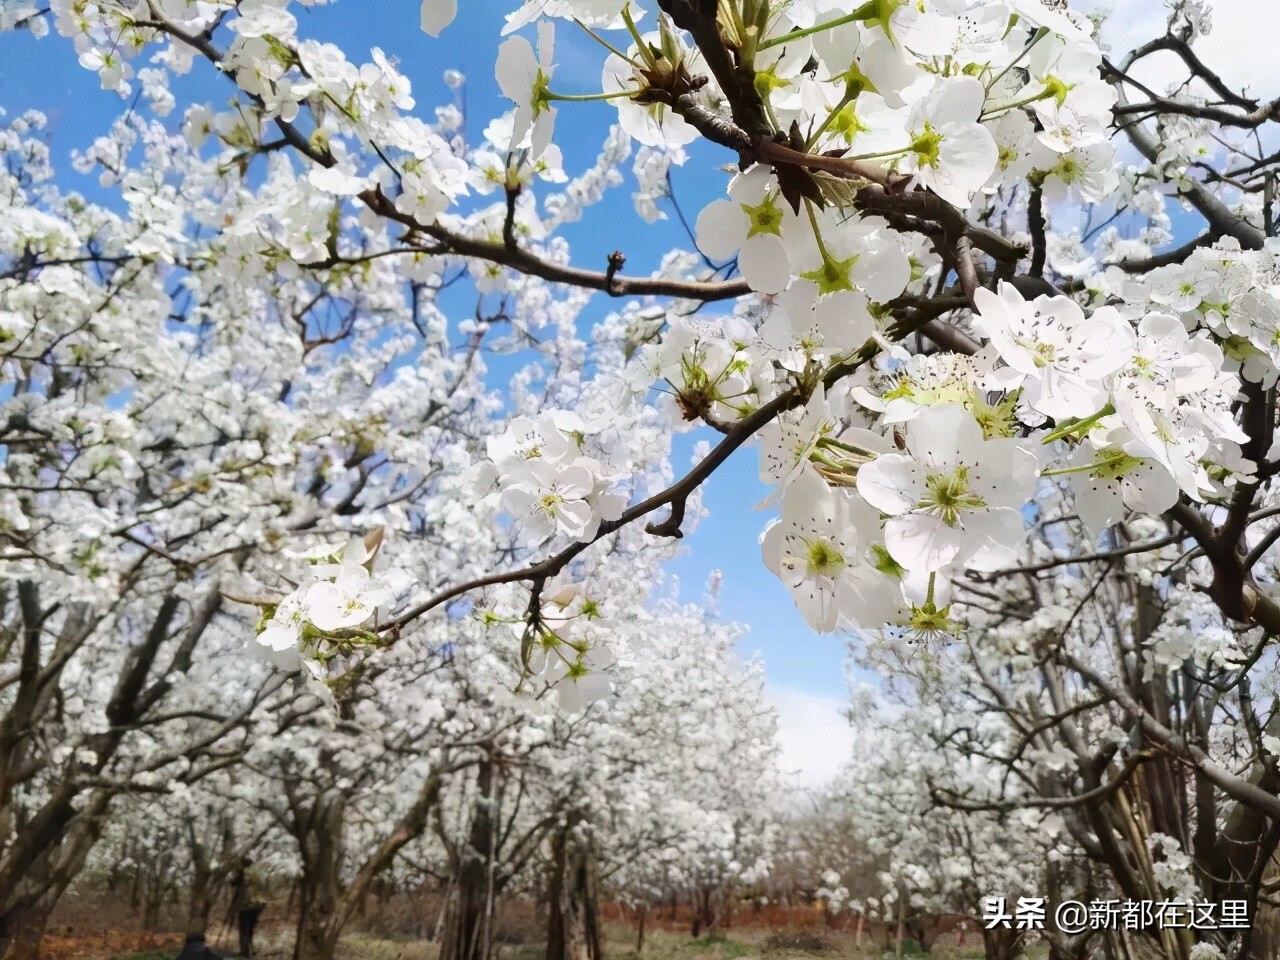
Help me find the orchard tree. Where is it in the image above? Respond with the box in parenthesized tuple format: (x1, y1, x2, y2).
(415, 582, 780, 960)
(20, 0, 1280, 720)
(0, 42, 678, 960)
(841, 508, 1280, 960)
(558, 600, 780, 953)
(81, 774, 285, 939)
(829, 685, 1078, 960)
(10, 0, 1280, 958)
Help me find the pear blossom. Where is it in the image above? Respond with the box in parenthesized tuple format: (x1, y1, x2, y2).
(761, 470, 862, 632)
(695, 166, 793, 284)
(899, 78, 999, 209)
(1065, 440, 1180, 536)
(16, 1, 1280, 950)
(971, 282, 1135, 420)
(857, 405, 1036, 573)
(501, 458, 604, 541)
(758, 386, 836, 491)
(496, 22, 558, 159)
(304, 568, 392, 633)
(256, 589, 310, 658)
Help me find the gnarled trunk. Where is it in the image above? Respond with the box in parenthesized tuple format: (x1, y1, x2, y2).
(980, 926, 1025, 960)
(0, 896, 53, 960)
(439, 759, 496, 960)
(691, 886, 719, 938)
(293, 797, 346, 960)
(184, 856, 216, 941)
(0, 806, 105, 960)
(545, 827, 601, 960)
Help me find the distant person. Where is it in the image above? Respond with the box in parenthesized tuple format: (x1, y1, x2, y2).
(237, 903, 265, 958)
(227, 857, 266, 957)
(175, 933, 222, 960)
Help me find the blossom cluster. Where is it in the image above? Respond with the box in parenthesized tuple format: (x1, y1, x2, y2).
(481, 412, 628, 543)
(254, 535, 394, 669)
(31, 0, 1280, 668)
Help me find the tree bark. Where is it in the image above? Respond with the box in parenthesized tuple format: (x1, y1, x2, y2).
(0, 809, 105, 960)
(439, 759, 496, 960)
(980, 927, 1025, 960)
(0, 897, 53, 960)
(292, 797, 345, 960)
(184, 855, 215, 939)
(545, 827, 602, 960)
(692, 887, 718, 939)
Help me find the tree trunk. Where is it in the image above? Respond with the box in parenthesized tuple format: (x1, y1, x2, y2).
(294, 883, 341, 960)
(894, 896, 904, 960)
(0, 808, 106, 960)
(184, 857, 215, 939)
(141, 873, 165, 933)
(636, 905, 647, 953)
(0, 896, 55, 960)
(439, 759, 496, 960)
(980, 927, 1025, 960)
(692, 887, 717, 939)
(1244, 904, 1280, 960)
(545, 827, 602, 960)
(293, 798, 345, 960)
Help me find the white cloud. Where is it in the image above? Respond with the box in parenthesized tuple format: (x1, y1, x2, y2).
(768, 685, 855, 790)
(1188, 0, 1280, 94)
(1087, 0, 1280, 96)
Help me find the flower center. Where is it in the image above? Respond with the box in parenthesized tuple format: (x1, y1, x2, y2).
(910, 123, 944, 168)
(742, 194, 784, 238)
(530, 68, 553, 117)
(1091, 449, 1144, 482)
(805, 538, 846, 577)
(1014, 335, 1057, 367)
(919, 467, 986, 526)
(801, 253, 858, 295)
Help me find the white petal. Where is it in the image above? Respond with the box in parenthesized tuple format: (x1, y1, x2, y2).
(495, 36, 537, 101)
(556, 463, 595, 499)
(906, 404, 972, 470)
(695, 200, 749, 261)
(739, 234, 792, 294)
(963, 508, 1026, 564)
(885, 513, 964, 572)
(420, 0, 457, 37)
(857, 454, 923, 515)
(257, 621, 299, 652)
(558, 498, 596, 537)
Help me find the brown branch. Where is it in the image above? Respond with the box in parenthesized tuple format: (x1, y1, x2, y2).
(1109, 232, 1219, 272)
(1120, 34, 1258, 108)
(382, 307, 947, 633)
(954, 236, 980, 306)
(137, 12, 750, 304)
(984, 530, 1187, 578)
(1060, 650, 1280, 820)
(929, 749, 1159, 812)
(1110, 81, 1266, 251)
(1027, 184, 1047, 278)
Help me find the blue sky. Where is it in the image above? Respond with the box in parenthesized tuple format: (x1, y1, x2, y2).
(0, 0, 853, 727)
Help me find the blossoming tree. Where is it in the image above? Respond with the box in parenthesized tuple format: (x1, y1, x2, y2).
(7, 0, 1280, 957)
(15, 0, 1272, 677)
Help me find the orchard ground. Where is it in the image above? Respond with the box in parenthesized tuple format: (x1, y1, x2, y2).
(40, 898, 996, 960)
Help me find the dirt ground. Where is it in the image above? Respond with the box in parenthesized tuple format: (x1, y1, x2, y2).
(42, 893, 991, 960)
